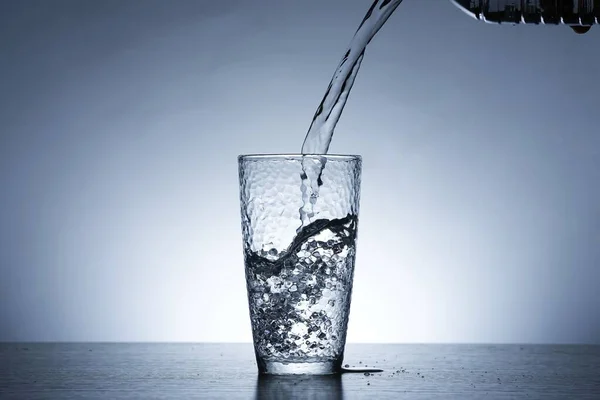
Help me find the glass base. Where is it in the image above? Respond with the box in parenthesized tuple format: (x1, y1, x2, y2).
(258, 359, 342, 375)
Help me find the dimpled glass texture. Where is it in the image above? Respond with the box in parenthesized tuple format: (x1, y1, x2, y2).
(238, 154, 361, 375)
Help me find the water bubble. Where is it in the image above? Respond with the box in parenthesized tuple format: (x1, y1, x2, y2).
(245, 215, 358, 360)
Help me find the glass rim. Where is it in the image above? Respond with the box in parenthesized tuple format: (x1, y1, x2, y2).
(238, 154, 361, 161)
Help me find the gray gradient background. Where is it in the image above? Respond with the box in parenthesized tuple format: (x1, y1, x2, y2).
(1, 0, 599, 344)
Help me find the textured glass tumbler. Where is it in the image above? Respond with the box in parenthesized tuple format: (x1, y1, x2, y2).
(238, 154, 361, 375)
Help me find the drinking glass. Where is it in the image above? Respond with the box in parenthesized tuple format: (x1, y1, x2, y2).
(238, 154, 361, 375)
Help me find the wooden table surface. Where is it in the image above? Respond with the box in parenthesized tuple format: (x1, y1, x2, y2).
(1, 343, 599, 399)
